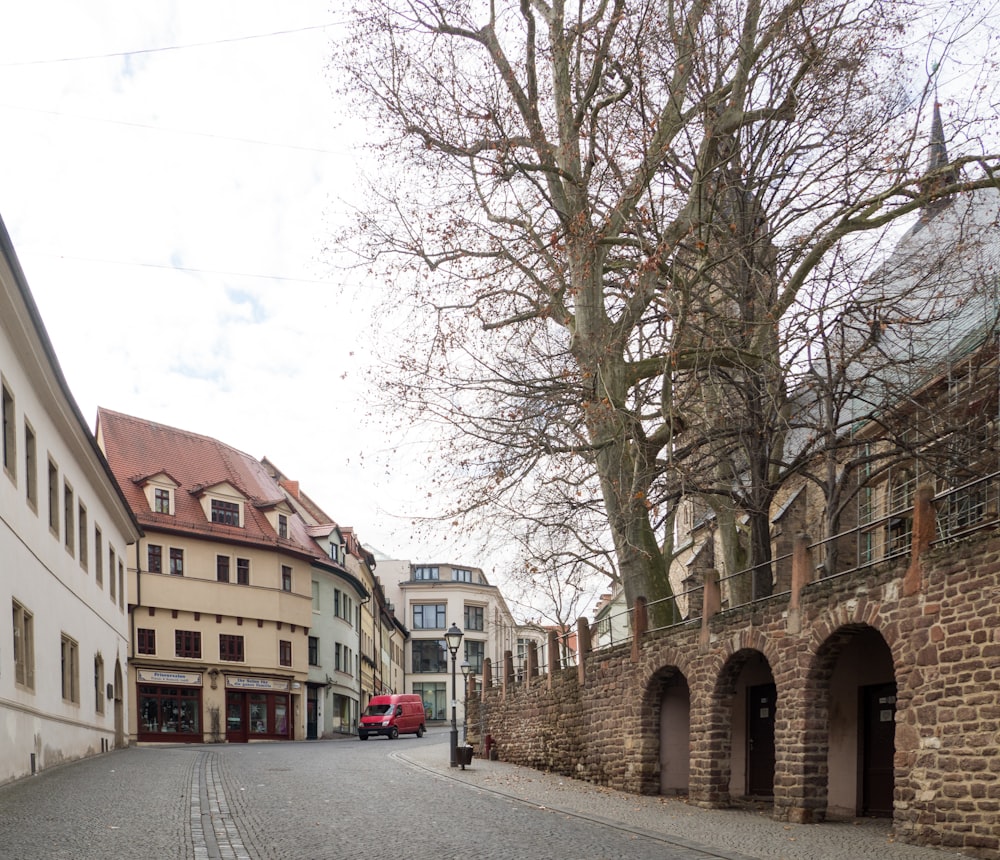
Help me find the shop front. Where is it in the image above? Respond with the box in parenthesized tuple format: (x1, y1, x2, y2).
(137, 669, 203, 742)
(225, 675, 292, 742)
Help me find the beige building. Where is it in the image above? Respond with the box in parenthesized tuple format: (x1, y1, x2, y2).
(98, 409, 321, 743)
(1, 217, 141, 784)
(381, 559, 517, 726)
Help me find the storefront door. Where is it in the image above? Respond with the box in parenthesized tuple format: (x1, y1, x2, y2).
(226, 692, 248, 743)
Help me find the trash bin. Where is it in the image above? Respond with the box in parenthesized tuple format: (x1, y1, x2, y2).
(457, 745, 474, 769)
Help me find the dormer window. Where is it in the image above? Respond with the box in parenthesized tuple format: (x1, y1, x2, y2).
(278, 514, 288, 539)
(211, 499, 240, 527)
(154, 488, 171, 514)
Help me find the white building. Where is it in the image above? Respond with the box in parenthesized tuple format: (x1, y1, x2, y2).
(380, 559, 518, 727)
(0, 216, 141, 784)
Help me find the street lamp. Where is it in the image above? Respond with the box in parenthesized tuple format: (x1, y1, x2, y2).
(460, 660, 471, 744)
(445, 622, 463, 767)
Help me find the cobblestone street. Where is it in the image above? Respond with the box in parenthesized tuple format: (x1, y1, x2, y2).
(0, 732, 969, 860)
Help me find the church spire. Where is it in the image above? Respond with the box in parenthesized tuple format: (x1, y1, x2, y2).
(920, 100, 959, 218)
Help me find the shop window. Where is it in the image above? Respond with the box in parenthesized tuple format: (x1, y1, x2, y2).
(139, 684, 200, 736)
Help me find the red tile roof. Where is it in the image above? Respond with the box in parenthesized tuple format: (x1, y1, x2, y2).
(97, 408, 325, 559)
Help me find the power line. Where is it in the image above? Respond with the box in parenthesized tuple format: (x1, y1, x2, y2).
(0, 21, 345, 68)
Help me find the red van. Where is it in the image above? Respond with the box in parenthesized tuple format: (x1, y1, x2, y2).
(359, 694, 427, 740)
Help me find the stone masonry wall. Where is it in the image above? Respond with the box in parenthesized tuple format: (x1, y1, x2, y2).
(472, 529, 1000, 859)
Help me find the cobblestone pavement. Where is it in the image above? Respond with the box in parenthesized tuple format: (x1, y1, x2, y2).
(0, 730, 969, 860)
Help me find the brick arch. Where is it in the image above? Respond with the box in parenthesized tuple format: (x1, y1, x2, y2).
(794, 621, 895, 822)
(635, 659, 692, 795)
(689, 644, 776, 807)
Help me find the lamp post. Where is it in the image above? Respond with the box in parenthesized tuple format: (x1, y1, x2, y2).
(460, 660, 471, 744)
(445, 622, 463, 767)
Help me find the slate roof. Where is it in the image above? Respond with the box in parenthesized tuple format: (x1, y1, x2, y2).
(97, 407, 325, 559)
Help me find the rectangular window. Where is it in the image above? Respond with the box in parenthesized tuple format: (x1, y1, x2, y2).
(64, 482, 75, 554)
(148, 544, 162, 573)
(119, 561, 125, 610)
(154, 488, 170, 514)
(12, 600, 35, 689)
(277, 514, 288, 539)
(2, 382, 15, 480)
(78, 504, 88, 570)
(413, 566, 439, 581)
(137, 628, 156, 655)
(60, 634, 79, 703)
(219, 634, 244, 662)
(216, 555, 230, 583)
(170, 548, 184, 576)
(281, 565, 292, 592)
(308, 636, 319, 666)
(24, 421, 36, 509)
(175, 630, 202, 659)
(236, 558, 250, 585)
(48, 459, 59, 535)
(335, 642, 342, 672)
(109, 548, 117, 601)
(453, 568, 472, 582)
(95, 526, 103, 586)
(411, 639, 448, 673)
(211, 499, 240, 526)
(94, 654, 105, 714)
(464, 604, 484, 631)
(279, 640, 292, 667)
(465, 639, 485, 673)
(412, 603, 446, 630)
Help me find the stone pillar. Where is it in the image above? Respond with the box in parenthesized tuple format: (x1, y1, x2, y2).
(503, 649, 515, 695)
(904, 483, 936, 596)
(788, 533, 812, 634)
(699, 569, 721, 648)
(526, 641, 538, 687)
(631, 596, 648, 662)
(546, 629, 560, 689)
(481, 656, 493, 693)
(576, 617, 592, 687)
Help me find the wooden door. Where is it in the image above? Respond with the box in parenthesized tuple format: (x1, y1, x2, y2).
(861, 682, 896, 816)
(747, 683, 776, 797)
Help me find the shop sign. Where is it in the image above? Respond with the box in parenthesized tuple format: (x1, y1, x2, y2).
(138, 669, 203, 686)
(225, 675, 290, 692)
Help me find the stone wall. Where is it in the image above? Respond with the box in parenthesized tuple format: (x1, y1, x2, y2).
(470, 528, 1000, 859)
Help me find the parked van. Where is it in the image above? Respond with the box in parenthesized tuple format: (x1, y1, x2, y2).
(358, 694, 427, 740)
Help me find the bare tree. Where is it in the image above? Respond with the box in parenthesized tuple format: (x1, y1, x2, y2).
(333, 0, 1000, 612)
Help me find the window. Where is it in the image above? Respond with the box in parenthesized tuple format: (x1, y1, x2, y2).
(279, 640, 292, 667)
(412, 682, 445, 722)
(2, 382, 14, 480)
(137, 628, 156, 655)
(464, 604, 484, 631)
(413, 566, 439, 581)
(60, 634, 79, 703)
(119, 561, 125, 610)
(216, 555, 230, 583)
(335, 642, 342, 672)
(109, 548, 117, 601)
(169, 548, 184, 576)
(94, 654, 105, 714)
(412, 640, 448, 673)
(12, 600, 34, 689)
(211, 499, 240, 526)
(412, 603, 446, 630)
(48, 459, 59, 534)
(78, 504, 88, 570)
(175, 630, 202, 659)
(219, 634, 244, 662)
(277, 514, 288, 539)
(308, 636, 319, 666)
(154, 488, 170, 514)
(95, 526, 103, 586)
(311, 581, 320, 611)
(148, 544, 162, 573)
(281, 565, 292, 592)
(64, 482, 75, 554)
(453, 568, 472, 582)
(24, 421, 36, 509)
(465, 639, 485, 673)
(237, 558, 250, 585)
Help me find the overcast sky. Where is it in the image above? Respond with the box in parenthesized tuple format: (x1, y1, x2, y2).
(0, 1, 452, 565)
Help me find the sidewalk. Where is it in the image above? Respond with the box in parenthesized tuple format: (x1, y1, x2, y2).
(398, 734, 965, 860)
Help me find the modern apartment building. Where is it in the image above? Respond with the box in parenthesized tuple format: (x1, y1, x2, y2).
(1, 216, 141, 783)
(97, 409, 321, 743)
